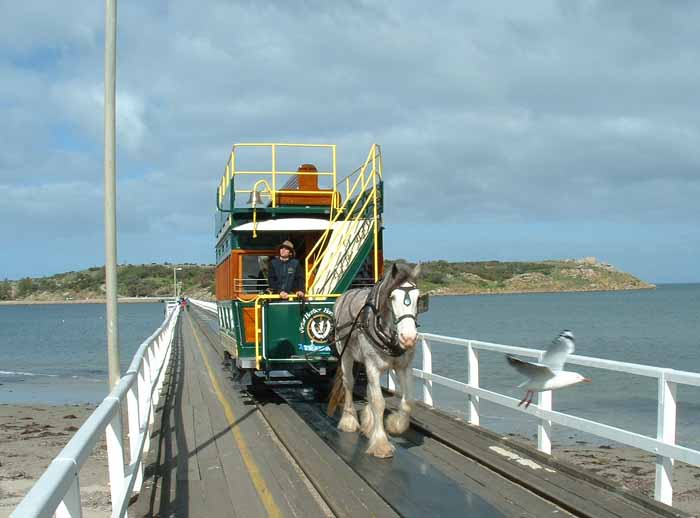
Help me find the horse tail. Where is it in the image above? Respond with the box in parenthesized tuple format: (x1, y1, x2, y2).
(326, 367, 345, 416)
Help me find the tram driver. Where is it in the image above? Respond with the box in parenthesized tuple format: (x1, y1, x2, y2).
(268, 240, 305, 300)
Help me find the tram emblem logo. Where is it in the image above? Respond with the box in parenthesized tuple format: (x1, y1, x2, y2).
(299, 307, 334, 344)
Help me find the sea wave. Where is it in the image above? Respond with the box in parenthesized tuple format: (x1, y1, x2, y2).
(0, 370, 59, 377)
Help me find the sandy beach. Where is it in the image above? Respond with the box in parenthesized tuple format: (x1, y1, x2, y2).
(555, 442, 699, 514)
(1, 404, 698, 516)
(0, 404, 111, 518)
(494, 431, 699, 515)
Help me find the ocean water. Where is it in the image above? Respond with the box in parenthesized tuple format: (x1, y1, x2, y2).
(0, 302, 165, 404)
(1, 286, 698, 448)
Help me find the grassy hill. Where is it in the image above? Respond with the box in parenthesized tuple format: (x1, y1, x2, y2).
(400, 257, 655, 295)
(0, 264, 215, 302)
(0, 257, 653, 302)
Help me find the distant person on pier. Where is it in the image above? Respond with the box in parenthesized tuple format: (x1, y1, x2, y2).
(268, 240, 305, 300)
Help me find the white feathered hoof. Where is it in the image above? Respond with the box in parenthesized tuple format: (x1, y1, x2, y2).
(360, 404, 374, 437)
(385, 412, 410, 436)
(338, 412, 359, 433)
(366, 439, 395, 458)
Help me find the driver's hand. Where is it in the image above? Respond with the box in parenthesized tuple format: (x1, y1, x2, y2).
(280, 291, 289, 299)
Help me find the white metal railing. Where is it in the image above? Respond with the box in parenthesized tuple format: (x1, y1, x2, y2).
(12, 306, 181, 518)
(387, 332, 700, 507)
(190, 298, 217, 313)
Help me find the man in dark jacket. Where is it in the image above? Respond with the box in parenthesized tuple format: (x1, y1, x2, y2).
(268, 240, 305, 299)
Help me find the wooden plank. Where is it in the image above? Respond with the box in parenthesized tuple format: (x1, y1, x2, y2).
(203, 395, 268, 518)
(132, 323, 185, 517)
(250, 419, 332, 518)
(190, 388, 232, 516)
(192, 312, 326, 518)
(186, 314, 267, 517)
(257, 394, 398, 518)
(405, 429, 572, 518)
(389, 398, 686, 518)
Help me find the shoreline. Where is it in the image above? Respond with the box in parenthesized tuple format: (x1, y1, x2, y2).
(0, 297, 163, 306)
(0, 285, 663, 306)
(427, 284, 657, 297)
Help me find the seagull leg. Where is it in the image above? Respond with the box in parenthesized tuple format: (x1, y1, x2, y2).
(518, 390, 532, 407)
(524, 391, 535, 408)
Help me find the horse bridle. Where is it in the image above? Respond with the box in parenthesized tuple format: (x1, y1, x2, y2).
(390, 283, 420, 326)
(332, 280, 421, 358)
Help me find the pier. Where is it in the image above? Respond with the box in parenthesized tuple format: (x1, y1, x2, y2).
(11, 303, 698, 517)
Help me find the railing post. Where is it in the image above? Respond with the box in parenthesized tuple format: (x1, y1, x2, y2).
(421, 336, 433, 406)
(147, 344, 157, 427)
(127, 383, 143, 492)
(535, 351, 552, 454)
(537, 390, 552, 454)
(139, 360, 152, 455)
(55, 474, 81, 518)
(105, 403, 126, 517)
(655, 372, 677, 505)
(467, 341, 480, 426)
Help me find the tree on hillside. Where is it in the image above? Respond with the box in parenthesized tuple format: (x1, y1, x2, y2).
(0, 279, 12, 300)
(17, 277, 37, 297)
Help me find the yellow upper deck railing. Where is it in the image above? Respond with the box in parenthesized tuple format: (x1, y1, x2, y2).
(305, 144, 383, 293)
(217, 143, 338, 211)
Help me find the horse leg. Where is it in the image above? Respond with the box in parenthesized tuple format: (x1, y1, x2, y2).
(337, 351, 359, 432)
(386, 366, 413, 436)
(364, 364, 394, 458)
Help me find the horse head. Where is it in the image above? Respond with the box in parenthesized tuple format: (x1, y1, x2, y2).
(387, 263, 422, 349)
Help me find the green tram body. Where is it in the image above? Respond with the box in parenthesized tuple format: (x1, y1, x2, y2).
(213, 143, 384, 385)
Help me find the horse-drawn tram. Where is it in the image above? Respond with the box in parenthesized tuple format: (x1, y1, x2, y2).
(214, 143, 385, 386)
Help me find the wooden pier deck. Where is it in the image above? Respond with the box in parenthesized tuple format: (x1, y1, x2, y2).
(132, 309, 690, 518)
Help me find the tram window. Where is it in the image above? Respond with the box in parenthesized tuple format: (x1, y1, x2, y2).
(240, 255, 269, 293)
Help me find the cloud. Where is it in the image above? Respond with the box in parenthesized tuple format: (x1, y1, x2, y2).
(50, 82, 148, 156)
(1, 1, 700, 279)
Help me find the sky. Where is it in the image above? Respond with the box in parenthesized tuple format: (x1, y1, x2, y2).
(1, 1, 699, 284)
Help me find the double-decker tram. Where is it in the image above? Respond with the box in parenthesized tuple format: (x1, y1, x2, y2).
(214, 143, 384, 387)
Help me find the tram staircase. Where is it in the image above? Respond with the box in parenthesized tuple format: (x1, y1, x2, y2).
(309, 216, 373, 295)
(306, 150, 381, 295)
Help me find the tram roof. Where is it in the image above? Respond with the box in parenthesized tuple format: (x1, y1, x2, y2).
(232, 217, 333, 232)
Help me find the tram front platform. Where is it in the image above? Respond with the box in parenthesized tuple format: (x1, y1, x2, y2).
(132, 308, 688, 518)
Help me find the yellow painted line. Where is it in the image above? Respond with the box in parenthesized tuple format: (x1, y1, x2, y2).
(186, 317, 281, 518)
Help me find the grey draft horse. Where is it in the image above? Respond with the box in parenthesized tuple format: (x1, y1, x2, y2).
(327, 263, 422, 458)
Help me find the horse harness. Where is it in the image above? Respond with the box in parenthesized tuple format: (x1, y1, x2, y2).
(334, 281, 420, 358)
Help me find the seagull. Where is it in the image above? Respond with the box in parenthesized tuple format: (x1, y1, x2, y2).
(506, 330, 591, 408)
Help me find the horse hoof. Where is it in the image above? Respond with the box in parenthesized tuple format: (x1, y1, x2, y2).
(338, 413, 359, 433)
(366, 441, 395, 458)
(385, 412, 409, 436)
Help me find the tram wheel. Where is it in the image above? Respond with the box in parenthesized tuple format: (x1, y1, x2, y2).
(231, 364, 260, 391)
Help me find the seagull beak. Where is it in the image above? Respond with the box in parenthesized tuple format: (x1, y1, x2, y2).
(582, 377, 592, 383)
